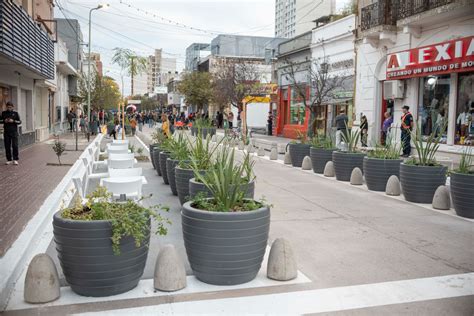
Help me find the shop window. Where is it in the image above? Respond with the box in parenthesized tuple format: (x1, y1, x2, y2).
(456, 72, 474, 146)
(0, 86, 10, 111)
(419, 75, 450, 144)
(290, 87, 305, 125)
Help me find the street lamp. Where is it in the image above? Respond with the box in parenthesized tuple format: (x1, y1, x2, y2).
(87, 3, 109, 130)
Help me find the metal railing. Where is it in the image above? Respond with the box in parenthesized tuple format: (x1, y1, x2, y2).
(396, 0, 453, 19)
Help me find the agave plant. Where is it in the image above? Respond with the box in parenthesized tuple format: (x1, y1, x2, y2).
(182, 134, 220, 170)
(168, 133, 190, 161)
(367, 132, 401, 159)
(311, 134, 335, 149)
(341, 122, 361, 153)
(408, 120, 446, 166)
(455, 147, 474, 174)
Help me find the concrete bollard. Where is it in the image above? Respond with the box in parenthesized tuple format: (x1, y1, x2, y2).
(24, 254, 60, 304)
(301, 156, 312, 170)
(323, 161, 335, 177)
(154, 245, 186, 292)
(284, 151, 292, 164)
(267, 238, 297, 281)
(432, 185, 451, 210)
(238, 141, 245, 150)
(350, 167, 363, 185)
(270, 147, 278, 160)
(385, 175, 401, 196)
(247, 144, 255, 153)
(257, 147, 265, 156)
(211, 135, 217, 142)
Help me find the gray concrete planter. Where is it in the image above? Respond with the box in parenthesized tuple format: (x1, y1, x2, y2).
(181, 200, 270, 285)
(175, 167, 205, 205)
(189, 178, 255, 200)
(149, 144, 157, 169)
(288, 143, 311, 168)
(159, 151, 171, 185)
(53, 212, 150, 297)
(332, 151, 366, 181)
(450, 172, 474, 218)
(200, 127, 216, 139)
(166, 158, 179, 196)
(190, 126, 196, 136)
(310, 147, 336, 174)
(363, 157, 402, 192)
(152, 146, 162, 176)
(400, 163, 447, 203)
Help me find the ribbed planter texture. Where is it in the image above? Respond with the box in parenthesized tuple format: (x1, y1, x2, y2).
(288, 143, 311, 168)
(159, 151, 170, 185)
(310, 147, 336, 174)
(53, 212, 150, 297)
(175, 167, 205, 205)
(152, 146, 162, 176)
(400, 163, 447, 203)
(450, 172, 474, 218)
(166, 158, 179, 196)
(182, 200, 270, 285)
(190, 126, 196, 136)
(189, 178, 255, 200)
(199, 127, 216, 139)
(363, 157, 402, 191)
(149, 144, 157, 169)
(332, 151, 366, 182)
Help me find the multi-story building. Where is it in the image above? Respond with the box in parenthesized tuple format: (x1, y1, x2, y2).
(0, 0, 55, 146)
(146, 49, 176, 94)
(88, 53, 103, 78)
(185, 43, 211, 71)
(355, 0, 474, 156)
(274, 0, 336, 38)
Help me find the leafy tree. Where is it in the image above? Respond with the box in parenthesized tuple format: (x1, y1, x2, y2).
(111, 48, 147, 96)
(178, 72, 213, 113)
(79, 74, 122, 112)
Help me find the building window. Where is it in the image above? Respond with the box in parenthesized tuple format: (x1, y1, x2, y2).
(290, 87, 305, 125)
(419, 75, 450, 143)
(456, 72, 474, 146)
(0, 86, 11, 112)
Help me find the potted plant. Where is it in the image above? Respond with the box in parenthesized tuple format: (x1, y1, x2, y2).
(53, 187, 169, 297)
(150, 129, 166, 175)
(287, 130, 311, 168)
(166, 133, 190, 196)
(332, 125, 365, 181)
(159, 136, 174, 185)
(363, 135, 402, 191)
(310, 134, 337, 174)
(194, 118, 216, 139)
(400, 123, 447, 203)
(182, 149, 270, 286)
(189, 147, 255, 199)
(175, 135, 219, 205)
(450, 148, 473, 218)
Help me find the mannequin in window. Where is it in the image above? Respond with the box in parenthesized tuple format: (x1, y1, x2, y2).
(457, 105, 470, 143)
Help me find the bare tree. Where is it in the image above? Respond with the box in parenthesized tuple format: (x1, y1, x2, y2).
(284, 56, 348, 136)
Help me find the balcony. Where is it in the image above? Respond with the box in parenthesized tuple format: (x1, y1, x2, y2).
(0, 0, 54, 79)
(360, 0, 396, 31)
(396, 0, 454, 19)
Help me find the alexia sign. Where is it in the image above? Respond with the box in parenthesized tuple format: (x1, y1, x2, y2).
(386, 36, 474, 79)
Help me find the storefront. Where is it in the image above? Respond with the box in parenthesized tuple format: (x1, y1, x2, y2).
(385, 36, 474, 146)
(275, 85, 310, 138)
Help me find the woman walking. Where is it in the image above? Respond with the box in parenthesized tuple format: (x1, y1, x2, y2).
(360, 115, 368, 147)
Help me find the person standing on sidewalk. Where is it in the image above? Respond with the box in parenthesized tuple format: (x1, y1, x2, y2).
(401, 105, 414, 157)
(360, 115, 368, 147)
(67, 109, 76, 132)
(161, 114, 171, 138)
(1, 102, 21, 165)
(381, 112, 393, 145)
(267, 111, 273, 136)
(130, 116, 137, 136)
(335, 109, 348, 150)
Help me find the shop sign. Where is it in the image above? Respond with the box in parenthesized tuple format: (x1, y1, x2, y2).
(386, 36, 474, 79)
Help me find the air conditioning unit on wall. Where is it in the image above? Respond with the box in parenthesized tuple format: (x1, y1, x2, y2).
(383, 80, 404, 99)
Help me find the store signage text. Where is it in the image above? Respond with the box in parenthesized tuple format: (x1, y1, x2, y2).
(386, 36, 474, 79)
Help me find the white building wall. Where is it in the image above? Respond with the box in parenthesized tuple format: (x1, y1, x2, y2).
(295, 0, 336, 37)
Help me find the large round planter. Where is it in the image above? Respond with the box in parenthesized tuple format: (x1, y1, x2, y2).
(166, 158, 179, 196)
(189, 178, 255, 200)
(190, 126, 196, 136)
(149, 144, 157, 169)
(288, 143, 311, 168)
(199, 127, 216, 139)
(332, 151, 366, 182)
(53, 212, 150, 297)
(159, 151, 170, 185)
(450, 172, 474, 218)
(310, 147, 336, 174)
(152, 146, 162, 176)
(363, 157, 402, 191)
(175, 167, 205, 205)
(400, 163, 447, 203)
(182, 200, 270, 285)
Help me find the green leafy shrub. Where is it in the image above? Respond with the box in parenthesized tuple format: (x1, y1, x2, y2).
(407, 120, 446, 166)
(341, 122, 361, 153)
(168, 133, 190, 161)
(367, 133, 401, 159)
(52, 137, 67, 165)
(181, 134, 220, 169)
(455, 147, 474, 174)
(311, 134, 335, 150)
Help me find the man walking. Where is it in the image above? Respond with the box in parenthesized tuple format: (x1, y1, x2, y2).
(67, 109, 76, 132)
(1, 102, 21, 165)
(335, 109, 348, 150)
(401, 105, 414, 157)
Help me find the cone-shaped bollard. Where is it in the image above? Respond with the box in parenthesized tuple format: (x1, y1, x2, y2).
(211, 135, 217, 142)
(350, 167, 363, 185)
(432, 185, 451, 210)
(238, 141, 245, 150)
(24, 254, 60, 303)
(302, 156, 312, 170)
(247, 144, 255, 153)
(267, 238, 297, 281)
(154, 245, 186, 292)
(257, 147, 265, 156)
(270, 147, 278, 160)
(323, 161, 335, 177)
(385, 175, 401, 196)
(284, 151, 292, 164)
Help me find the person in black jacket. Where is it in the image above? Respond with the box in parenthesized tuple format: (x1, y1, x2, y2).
(0, 102, 22, 165)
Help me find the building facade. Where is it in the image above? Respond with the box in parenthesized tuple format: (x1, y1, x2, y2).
(146, 49, 177, 95)
(185, 43, 211, 72)
(355, 0, 474, 153)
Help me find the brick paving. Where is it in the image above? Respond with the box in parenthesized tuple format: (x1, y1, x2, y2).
(0, 134, 90, 257)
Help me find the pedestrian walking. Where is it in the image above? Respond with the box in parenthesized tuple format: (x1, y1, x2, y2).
(161, 114, 171, 138)
(360, 115, 368, 147)
(381, 112, 393, 145)
(137, 113, 144, 132)
(217, 111, 224, 128)
(1, 102, 21, 165)
(130, 116, 137, 136)
(227, 111, 234, 129)
(79, 115, 86, 133)
(401, 105, 414, 157)
(66, 109, 76, 132)
(267, 111, 273, 136)
(335, 109, 348, 150)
